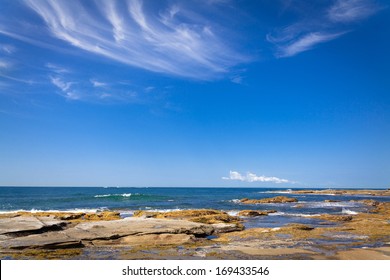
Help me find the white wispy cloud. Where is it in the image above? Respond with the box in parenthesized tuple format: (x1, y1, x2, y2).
(328, 0, 380, 23)
(230, 75, 243, 84)
(90, 79, 107, 88)
(222, 171, 290, 184)
(17, 0, 247, 80)
(277, 32, 344, 58)
(50, 76, 79, 100)
(46, 63, 69, 74)
(50, 76, 72, 92)
(267, 0, 380, 57)
(0, 59, 10, 69)
(144, 86, 155, 92)
(48, 71, 142, 103)
(0, 44, 16, 54)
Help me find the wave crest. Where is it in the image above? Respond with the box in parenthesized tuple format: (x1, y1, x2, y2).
(94, 193, 132, 198)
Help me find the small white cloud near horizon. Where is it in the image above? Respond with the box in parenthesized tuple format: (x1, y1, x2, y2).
(222, 171, 290, 184)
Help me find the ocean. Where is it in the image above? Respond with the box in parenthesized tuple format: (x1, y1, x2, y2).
(1, 187, 389, 228)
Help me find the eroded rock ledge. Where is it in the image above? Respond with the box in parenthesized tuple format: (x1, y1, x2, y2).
(133, 209, 242, 225)
(0, 210, 244, 250)
(240, 196, 298, 204)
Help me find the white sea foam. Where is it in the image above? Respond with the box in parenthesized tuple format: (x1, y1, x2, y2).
(117, 208, 190, 216)
(341, 208, 359, 215)
(135, 208, 185, 213)
(0, 208, 104, 214)
(94, 194, 111, 198)
(119, 210, 136, 216)
(227, 210, 240, 216)
(299, 201, 360, 208)
(230, 199, 241, 204)
(268, 211, 285, 216)
(259, 189, 293, 194)
(94, 193, 132, 198)
(288, 213, 320, 217)
(267, 211, 320, 217)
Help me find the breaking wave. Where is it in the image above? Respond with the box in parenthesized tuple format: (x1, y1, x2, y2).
(258, 189, 293, 194)
(268, 211, 320, 218)
(341, 208, 359, 215)
(94, 193, 133, 198)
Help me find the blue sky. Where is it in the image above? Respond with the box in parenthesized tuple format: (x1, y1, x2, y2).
(0, 0, 389, 187)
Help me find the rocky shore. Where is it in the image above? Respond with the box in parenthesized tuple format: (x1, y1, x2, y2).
(1, 192, 390, 260)
(290, 189, 390, 196)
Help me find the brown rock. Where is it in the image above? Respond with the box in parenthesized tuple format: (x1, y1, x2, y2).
(285, 224, 315, 231)
(0, 211, 121, 223)
(325, 200, 341, 202)
(316, 214, 353, 222)
(58, 214, 84, 220)
(0, 216, 68, 236)
(114, 234, 194, 246)
(238, 210, 276, 217)
(211, 223, 245, 233)
(83, 211, 121, 221)
(240, 196, 298, 204)
(359, 200, 380, 207)
(0, 217, 215, 250)
(134, 209, 242, 225)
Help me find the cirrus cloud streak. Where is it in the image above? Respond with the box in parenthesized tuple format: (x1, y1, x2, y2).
(267, 0, 381, 58)
(19, 0, 248, 80)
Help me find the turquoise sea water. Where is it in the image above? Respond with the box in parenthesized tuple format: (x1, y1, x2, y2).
(1, 187, 389, 228)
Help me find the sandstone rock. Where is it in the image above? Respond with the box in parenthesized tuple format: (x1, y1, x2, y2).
(0, 216, 67, 235)
(325, 200, 341, 203)
(120, 234, 194, 246)
(359, 200, 380, 207)
(238, 210, 276, 217)
(134, 209, 242, 225)
(315, 214, 353, 222)
(0, 217, 215, 250)
(58, 213, 84, 220)
(73, 217, 215, 238)
(294, 204, 305, 208)
(240, 196, 298, 204)
(83, 211, 121, 221)
(2, 232, 83, 249)
(211, 222, 245, 234)
(285, 224, 314, 231)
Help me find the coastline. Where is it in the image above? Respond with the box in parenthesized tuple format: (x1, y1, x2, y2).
(1, 189, 389, 260)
